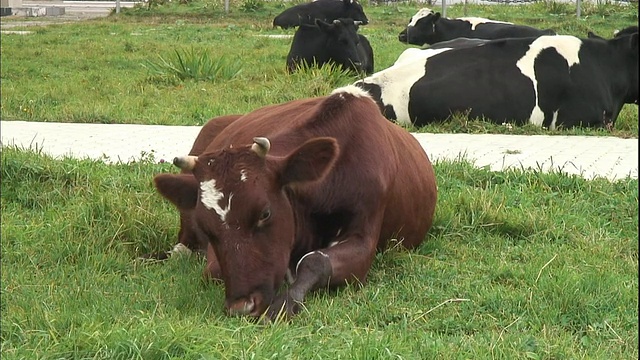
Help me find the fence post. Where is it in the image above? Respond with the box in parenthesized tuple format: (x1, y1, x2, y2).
(116, 0, 120, 13)
(441, 0, 446, 18)
(576, 0, 581, 18)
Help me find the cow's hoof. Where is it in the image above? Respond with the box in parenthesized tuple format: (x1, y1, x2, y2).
(137, 252, 170, 261)
(137, 243, 193, 261)
(264, 292, 303, 321)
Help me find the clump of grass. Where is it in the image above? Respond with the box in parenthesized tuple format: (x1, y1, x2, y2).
(284, 62, 359, 96)
(239, 0, 264, 12)
(142, 47, 242, 83)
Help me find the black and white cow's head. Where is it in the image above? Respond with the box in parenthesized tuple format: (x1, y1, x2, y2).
(398, 8, 438, 45)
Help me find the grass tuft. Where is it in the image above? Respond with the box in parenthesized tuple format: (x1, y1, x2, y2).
(142, 47, 243, 83)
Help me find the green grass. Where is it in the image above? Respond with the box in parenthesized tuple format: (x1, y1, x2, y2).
(1, 146, 637, 359)
(0, 0, 637, 135)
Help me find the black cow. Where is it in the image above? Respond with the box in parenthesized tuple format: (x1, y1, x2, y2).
(273, 0, 368, 29)
(398, 8, 555, 46)
(355, 34, 638, 130)
(286, 18, 374, 74)
(393, 37, 490, 65)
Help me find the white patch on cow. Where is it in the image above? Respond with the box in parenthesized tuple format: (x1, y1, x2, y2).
(516, 35, 581, 128)
(295, 250, 329, 274)
(359, 47, 452, 125)
(393, 47, 451, 66)
(169, 243, 192, 256)
(332, 84, 372, 99)
(329, 239, 348, 247)
(458, 17, 512, 30)
(550, 110, 559, 130)
(200, 179, 234, 223)
(408, 8, 434, 27)
(240, 169, 248, 182)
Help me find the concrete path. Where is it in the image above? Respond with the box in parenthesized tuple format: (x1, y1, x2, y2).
(1, 120, 637, 181)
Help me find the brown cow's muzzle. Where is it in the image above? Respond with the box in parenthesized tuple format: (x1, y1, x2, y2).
(225, 292, 266, 317)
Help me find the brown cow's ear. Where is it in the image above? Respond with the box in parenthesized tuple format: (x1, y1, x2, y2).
(280, 137, 339, 185)
(153, 173, 199, 210)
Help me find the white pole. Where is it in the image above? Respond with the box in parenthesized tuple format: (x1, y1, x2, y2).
(116, 0, 120, 14)
(441, 0, 446, 18)
(576, 0, 581, 18)
(225, 0, 229, 13)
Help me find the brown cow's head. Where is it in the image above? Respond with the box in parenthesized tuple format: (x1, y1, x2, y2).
(170, 136, 339, 317)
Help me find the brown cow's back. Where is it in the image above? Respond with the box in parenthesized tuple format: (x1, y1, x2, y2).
(380, 124, 437, 250)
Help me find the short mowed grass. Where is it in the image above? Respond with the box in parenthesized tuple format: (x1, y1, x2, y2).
(1, 1, 638, 359)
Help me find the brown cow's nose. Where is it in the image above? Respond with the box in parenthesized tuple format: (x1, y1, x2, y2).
(226, 298, 255, 316)
(225, 292, 263, 317)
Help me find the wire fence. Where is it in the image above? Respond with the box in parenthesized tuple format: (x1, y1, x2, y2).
(375, 0, 637, 18)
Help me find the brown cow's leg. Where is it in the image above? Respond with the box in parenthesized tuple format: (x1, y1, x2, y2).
(265, 234, 379, 320)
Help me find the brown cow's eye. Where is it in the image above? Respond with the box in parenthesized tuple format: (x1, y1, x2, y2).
(260, 209, 271, 221)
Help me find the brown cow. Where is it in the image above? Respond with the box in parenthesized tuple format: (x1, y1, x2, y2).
(153, 85, 437, 320)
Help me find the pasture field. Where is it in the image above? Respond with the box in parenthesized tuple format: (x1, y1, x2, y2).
(1, 1, 638, 359)
(0, 0, 638, 136)
(1, 146, 638, 359)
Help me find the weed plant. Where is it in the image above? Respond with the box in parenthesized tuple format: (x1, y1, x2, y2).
(142, 47, 243, 82)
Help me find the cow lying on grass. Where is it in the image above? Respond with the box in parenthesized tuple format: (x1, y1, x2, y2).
(398, 8, 555, 46)
(355, 34, 638, 130)
(273, 0, 368, 29)
(286, 18, 374, 75)
(588, 25, 638, 40)
(152, 86, 437, 320)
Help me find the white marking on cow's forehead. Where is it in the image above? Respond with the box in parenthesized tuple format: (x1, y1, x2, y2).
(331, 84, 372, 99)
(516, 35, 581, 127)
(409, 8, 434, 27)
(458, 17, 512, 30)
(200, 179, 234, 223)
(240, 169, 248, 182)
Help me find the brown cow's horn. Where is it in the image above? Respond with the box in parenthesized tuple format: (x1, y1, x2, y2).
(173, 155, 197, 170)
(251, 137, 271, 158)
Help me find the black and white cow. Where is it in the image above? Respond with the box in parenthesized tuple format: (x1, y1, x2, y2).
(588, 25, 638, 40)
(273, 0, 368, 29)
(355, 34, 638, 130)
(398, 8, 555, 46)
(287, 18, 374, 74)
(394, 37, 490, 65)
